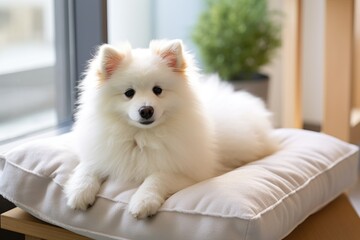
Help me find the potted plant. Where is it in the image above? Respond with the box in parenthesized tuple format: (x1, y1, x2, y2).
(192, 0, 281, 102)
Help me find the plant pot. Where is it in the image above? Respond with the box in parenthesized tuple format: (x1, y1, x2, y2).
(230, 73, 269, 104)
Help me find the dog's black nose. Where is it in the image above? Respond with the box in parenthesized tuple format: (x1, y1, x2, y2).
(139, 106, 154, 120)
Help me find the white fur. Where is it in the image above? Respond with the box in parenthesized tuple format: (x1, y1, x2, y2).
(65, 39, 278, 218)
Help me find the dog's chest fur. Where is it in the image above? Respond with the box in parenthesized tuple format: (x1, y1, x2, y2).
(94, 127, 183, 183)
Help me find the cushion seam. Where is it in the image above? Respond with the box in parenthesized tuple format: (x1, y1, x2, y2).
(250, 148, 358, 220)
(158, 147, 358, 219)
(0, 190, 130, 240)
(3, 157, 50, 178)
(2, 159, 139, 208)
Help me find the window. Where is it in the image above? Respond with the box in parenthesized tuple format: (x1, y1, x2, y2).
(0, 0, 56, 143)
(0, 0, 107, 144)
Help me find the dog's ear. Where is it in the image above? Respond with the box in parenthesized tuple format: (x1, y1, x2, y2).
(150, 39, 186, 72)
(97, 43, 130, 80)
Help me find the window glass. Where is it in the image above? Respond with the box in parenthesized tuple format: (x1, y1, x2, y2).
(0, 0, 56, 142)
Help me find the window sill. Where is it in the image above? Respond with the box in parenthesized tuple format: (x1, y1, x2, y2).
(0, 124, 72, 154)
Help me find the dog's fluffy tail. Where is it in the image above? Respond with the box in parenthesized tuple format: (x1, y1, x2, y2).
(195, 74, 279, 170)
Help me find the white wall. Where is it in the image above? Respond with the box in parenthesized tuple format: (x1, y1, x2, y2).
(153, 0, 204, 58)
(107, 0, 153, 48)
(263, 0, 283, 127)
(301, 0, 324, 125)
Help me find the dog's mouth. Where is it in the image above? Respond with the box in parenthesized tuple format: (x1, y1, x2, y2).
(139, 120, 154, 125)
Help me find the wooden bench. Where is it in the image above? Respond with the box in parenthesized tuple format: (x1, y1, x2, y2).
(1, 207, 89, 240)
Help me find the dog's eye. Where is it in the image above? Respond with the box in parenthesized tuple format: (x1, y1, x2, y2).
(153, 86, 162, 96)
(124, 89, 135, 98)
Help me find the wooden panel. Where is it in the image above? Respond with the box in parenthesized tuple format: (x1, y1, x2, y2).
(354, 0, 360, 108)
(284, 194, 360, 240)
(351, 107, 360, 143)
(322, 0, 354, 141)
(282, 0, 303, 128)
(352, 0, 360, 144)
(1, 208, 90, 240)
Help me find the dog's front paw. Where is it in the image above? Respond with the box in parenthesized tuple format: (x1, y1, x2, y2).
(128, 192, 164, 219)
(66, 190, 96, 211)
(65, 183, 99, 211)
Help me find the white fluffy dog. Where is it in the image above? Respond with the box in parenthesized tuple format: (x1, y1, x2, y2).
(65, 39, 278, 219)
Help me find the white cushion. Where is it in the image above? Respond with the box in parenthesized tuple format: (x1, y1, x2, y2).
(0, 129, 358, 240)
